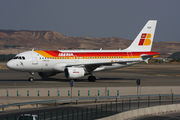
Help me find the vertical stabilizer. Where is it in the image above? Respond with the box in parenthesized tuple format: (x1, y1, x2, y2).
(125, 20, 157, 51)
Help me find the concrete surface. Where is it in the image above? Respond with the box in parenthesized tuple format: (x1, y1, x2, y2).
(97, 104, 180, 120)
(0, 86, 178, 104)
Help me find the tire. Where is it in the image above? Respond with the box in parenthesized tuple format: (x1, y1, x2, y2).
(29, 77, 34, 82)
(88, 76, 96, 82)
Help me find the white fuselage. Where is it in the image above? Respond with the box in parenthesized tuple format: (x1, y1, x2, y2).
(7, 50, 158, 73)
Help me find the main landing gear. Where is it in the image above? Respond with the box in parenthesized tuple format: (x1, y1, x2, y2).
(29, 72, 34, 82)
(88, 72, 96, 82)
(88, 76, 96, 82)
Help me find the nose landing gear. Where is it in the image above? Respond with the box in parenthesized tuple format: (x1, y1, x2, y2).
(29, 72, 34, 82)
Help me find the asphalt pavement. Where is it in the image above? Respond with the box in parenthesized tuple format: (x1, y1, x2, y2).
(1, 63, 180, 120)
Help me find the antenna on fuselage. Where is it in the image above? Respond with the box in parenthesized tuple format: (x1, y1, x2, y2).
(100, 48, 102, 50)
(32, 48, 34, 51)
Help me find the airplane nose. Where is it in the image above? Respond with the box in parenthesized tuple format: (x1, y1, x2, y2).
(6, 60, 15, 70)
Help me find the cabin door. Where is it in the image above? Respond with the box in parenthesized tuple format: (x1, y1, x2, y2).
(32, 53, 38, 65)
(127, 52, 133, 61)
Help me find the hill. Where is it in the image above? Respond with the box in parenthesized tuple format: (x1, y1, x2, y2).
(171, 52, 180, 59)
(0, 30, 180, 57)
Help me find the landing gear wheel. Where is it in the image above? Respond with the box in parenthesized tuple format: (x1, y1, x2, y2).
(29, 72, 34, 82)
(88, 76, 96, 82)
(29, 77, 34, 82)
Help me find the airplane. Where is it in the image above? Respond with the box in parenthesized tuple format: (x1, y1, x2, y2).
(6, 20, 159, 82)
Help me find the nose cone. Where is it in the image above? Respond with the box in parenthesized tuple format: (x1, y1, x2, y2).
(6, 60, 16, 70)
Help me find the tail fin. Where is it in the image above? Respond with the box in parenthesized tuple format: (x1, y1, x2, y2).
(125, 20, 157, 51)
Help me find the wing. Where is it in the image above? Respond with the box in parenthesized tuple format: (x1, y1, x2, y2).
(66, 60, 139, 72)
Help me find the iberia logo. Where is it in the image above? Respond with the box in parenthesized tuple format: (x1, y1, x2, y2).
(138, 33, 151, 46)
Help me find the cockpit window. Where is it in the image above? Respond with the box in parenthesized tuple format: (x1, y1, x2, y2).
(14, 56, 18, 59)
(13, 56, 25, 60)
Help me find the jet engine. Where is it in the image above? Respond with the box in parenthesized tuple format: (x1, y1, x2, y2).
(64, 67, 85, 79)
(38, 72, 57, 77)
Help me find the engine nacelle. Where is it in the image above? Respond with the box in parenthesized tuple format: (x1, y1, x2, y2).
(64, 67, 85, 79)
(38, 72, 57, 77)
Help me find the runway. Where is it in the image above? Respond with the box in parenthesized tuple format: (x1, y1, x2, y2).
(0, 63, 180, 119)
(0, 63, 180, 88)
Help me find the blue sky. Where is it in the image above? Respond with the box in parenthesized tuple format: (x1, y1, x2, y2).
(0, 0, 180, 42)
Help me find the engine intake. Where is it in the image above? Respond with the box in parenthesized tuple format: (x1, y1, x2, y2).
(64, 67, 85, 79)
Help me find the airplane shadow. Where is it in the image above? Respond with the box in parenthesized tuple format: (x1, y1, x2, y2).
(0, 77, 137, 82)
(97, 77, 136, 81)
